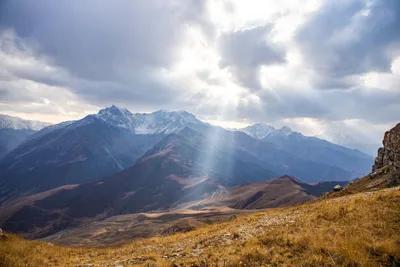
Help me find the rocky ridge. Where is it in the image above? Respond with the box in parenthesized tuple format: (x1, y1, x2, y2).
(371, 123, 400, 187)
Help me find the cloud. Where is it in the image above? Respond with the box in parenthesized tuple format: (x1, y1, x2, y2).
(0, 0, 211, 108)
(218, 25, 286, 89)
(1, 1, 192, 79)
(0, 0, 398, 142)
(295, 0, 400, 89)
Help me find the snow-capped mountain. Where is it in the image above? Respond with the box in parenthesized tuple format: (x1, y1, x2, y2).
(0, 106, 375, 204)
(0, 114, 51, 131)
(94, 105, 205, 134)
(0, 106, 208, 202)
(132, 109, 202, 134)
(0, 114, 52, 158)
(239, 123, 276, 139)
(238, 123, 293, 139)
(269, 126, 293, 137)
(96, 105, 135, 131)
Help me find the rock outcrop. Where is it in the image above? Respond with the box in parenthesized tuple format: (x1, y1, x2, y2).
(371, 123, 400, 187)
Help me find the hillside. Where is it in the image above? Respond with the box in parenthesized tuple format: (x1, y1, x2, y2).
(0, 175, 344, 247)
(1, 187, 399, 266)
(183, 175, 347, 210)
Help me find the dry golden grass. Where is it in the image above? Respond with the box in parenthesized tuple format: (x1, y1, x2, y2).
(1, 187, 399, 267)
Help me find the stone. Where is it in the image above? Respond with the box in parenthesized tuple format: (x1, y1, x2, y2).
(388, 168, 400, 188)
(333, 185, 343, 191)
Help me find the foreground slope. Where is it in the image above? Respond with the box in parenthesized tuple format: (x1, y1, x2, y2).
(1, 187, 399, 266)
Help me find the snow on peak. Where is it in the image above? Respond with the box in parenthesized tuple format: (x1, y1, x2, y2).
(96, 105, 135, 131)
(278, 126, 293, 136)
(239, 123, 294, 139)
(239, 123, 276, 139)
(0, 114, 51, 131)
(133, 109, 201, 134)
(98, 105, 132, 117)
(93, 106, 203, 134)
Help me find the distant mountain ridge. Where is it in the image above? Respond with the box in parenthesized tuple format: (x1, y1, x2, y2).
(315, 130, 380, 156)
(238, 123, 374, 177)
(0, 114, 51, 131)
(0, 114, 52, 158)
(239, 123, 292, 140)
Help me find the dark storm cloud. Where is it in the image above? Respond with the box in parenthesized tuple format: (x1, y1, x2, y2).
(0, 0, 210, 110)
(1, 1, 186, 80)
(296, 0, 400, 89)
(218, 25, 285, 89)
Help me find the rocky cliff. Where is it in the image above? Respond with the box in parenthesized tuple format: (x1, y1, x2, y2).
(371, 123, 400, 187)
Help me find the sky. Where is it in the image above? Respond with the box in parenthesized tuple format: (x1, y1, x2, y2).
(0, 0, 399, 147)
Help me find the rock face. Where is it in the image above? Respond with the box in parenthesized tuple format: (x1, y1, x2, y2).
(372, 123, 400, 187)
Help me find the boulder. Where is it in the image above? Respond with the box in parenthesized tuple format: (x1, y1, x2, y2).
(333, 185, 343, 191)
(388, 167, 400, 188)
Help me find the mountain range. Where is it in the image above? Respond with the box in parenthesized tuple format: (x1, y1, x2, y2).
(0, 105, 377, 241)
(0, 106, 373, 204)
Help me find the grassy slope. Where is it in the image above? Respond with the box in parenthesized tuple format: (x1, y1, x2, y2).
(1, 188, 399, 267)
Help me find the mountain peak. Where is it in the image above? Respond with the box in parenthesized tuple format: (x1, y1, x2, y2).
(239, 123, 295, 139)
(0, 114, 51, 131)
(95, 107, 203, 134)
(240, 123, 276, 139)
(274, 175, 301, 184)
(96, 105, 135, 131)
(98, 105, 132, 116)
